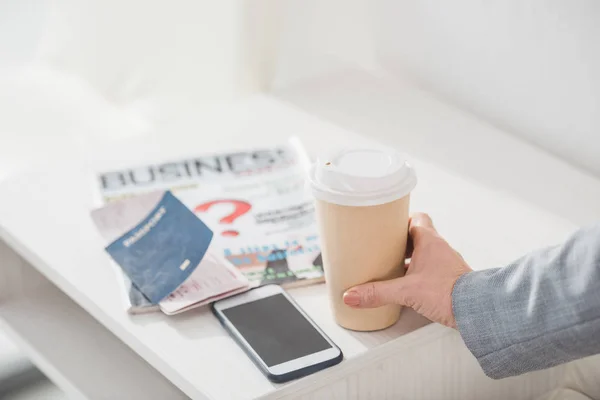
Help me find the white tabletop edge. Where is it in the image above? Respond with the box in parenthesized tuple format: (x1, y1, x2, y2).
(0, 224, 211, 400)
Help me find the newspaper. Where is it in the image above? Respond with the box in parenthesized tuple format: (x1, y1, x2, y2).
(95, 137, 324, 314)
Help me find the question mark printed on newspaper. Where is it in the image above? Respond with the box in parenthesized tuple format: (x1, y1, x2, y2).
(195, 200, 252, 237)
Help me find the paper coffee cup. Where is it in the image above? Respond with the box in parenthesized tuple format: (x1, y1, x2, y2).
(308, 146, 417, 331)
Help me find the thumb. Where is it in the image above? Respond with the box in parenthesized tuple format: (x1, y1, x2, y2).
(343, 276, 416, 309)
(409, 212, 438, 247)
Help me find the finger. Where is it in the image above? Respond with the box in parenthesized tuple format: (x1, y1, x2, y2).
(410, 212, 435, 229)
(342, 276, 415, 309)
(409, 212, 437, 246)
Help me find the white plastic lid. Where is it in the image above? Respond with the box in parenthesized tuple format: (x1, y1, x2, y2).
(307, 146, 417, 206)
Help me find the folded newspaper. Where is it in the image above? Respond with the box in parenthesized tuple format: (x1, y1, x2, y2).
(93, 138, 324, 314)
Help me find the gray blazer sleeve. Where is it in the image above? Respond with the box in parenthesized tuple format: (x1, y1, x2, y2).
(452, 224, 600, 379)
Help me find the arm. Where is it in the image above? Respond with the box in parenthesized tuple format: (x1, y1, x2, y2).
(453, 224, 600, 379)
(342, 214, 600, 379)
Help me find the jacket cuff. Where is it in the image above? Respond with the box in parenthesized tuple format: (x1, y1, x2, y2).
(452, 269, 508, 379)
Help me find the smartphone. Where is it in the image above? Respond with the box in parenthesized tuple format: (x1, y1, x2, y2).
(212, 285, 343, 383)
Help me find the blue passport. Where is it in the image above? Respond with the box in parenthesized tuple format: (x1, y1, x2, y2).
(105, 191, 214, 304)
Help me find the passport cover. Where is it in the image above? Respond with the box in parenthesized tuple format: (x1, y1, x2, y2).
(105, 191, 214, 303)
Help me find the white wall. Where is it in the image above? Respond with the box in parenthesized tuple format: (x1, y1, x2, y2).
(276, 0, 600, 177)
(0, 0, 46, 67)
(274, 0, 379, 86)
(1, 0, 280, 107)
(371, 0, 600, 176)
(4, 0, 599, 175)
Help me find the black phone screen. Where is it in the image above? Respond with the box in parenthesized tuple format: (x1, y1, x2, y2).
(222, 293, 332, 367)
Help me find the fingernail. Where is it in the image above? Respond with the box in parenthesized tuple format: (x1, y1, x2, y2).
(343, 290, 360, 307)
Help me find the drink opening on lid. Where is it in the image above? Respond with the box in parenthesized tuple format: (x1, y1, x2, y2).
(333, 149, 395, 178)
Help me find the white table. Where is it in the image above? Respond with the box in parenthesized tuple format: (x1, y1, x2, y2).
(1, 84, 599, 399)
